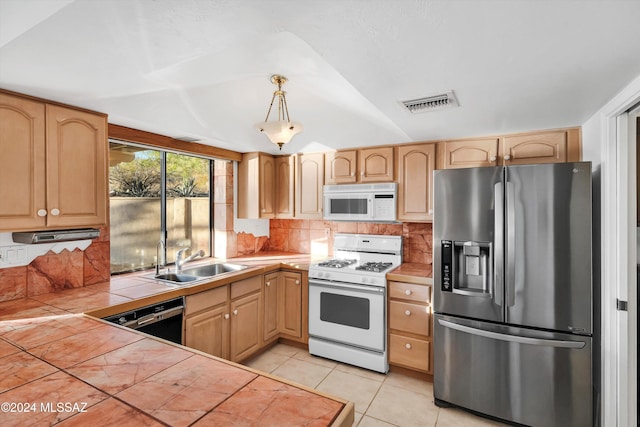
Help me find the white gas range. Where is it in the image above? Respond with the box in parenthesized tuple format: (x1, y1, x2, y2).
(308, 233, 402, 373)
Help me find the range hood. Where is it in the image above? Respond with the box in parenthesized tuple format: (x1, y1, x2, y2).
(12, 228, 100, 244)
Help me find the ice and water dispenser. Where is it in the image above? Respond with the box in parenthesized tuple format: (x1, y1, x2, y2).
(441, 240, 492, 296)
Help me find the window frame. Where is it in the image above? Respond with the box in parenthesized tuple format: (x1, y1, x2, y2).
(108, 139, 215, 275)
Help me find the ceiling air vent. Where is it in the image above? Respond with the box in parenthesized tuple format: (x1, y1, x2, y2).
(401, 91, 458, 114)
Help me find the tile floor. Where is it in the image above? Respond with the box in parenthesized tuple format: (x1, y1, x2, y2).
(243, 344, 507, 427)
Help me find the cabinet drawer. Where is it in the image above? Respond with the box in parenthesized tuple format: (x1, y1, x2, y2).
(185, 285, 227, 315)
(389, 333, 430, 372)
(388, 281, 430, 304)
(389, 300, 430, 336)
(231, 275, 262, 299)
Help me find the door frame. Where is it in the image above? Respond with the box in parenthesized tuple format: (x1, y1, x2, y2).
(599, 76, 640, 426)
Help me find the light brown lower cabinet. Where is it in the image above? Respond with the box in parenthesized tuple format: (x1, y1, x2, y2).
(278, 271, 302, 338)
(184, 270, 306, 364)
(184, 286, 229, 359)
(263, 270, 303, 344)
(263, 272, 280, 342)
(230, 277, 263, 362)
(388, 280, 433, 374)
(184, 275, 263, 363)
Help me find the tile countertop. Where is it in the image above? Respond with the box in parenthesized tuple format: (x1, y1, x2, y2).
(387, 262, 433, 285)
(0, 252, 353, 427)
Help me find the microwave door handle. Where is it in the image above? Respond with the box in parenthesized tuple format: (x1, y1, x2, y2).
(368, 195, 374, 219)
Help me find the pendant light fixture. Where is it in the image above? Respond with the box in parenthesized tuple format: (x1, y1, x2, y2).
(255, 74, 303, 150)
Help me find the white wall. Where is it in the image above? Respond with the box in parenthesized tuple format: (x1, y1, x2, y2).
(581, 72, 640, 427)
(231, 161, 270, 237)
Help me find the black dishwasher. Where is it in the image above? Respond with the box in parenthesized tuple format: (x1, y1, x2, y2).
(104, 297, 184, 344)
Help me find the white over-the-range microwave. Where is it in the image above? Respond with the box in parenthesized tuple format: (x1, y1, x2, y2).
(323, 183, 397, 222)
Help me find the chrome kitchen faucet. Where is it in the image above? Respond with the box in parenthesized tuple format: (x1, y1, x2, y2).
(175, 247, 205, 272)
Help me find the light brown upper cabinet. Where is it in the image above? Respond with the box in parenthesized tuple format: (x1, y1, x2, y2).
(502, 130, 570, 165)
(358, 146, 394, 182)
(396, 144, 436, 222)
(437, 128, 581, 169)
(325, 150, 358, 184)
(295, 152, 324, 219)
(326, 147, 394, 184)
(0, 92, 107, 232)
(438, 138, 500, 169)
(274, 155, 295, 218)
(237, 152, 275, 219)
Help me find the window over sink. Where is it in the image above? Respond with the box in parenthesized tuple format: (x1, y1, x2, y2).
(109, 142, 212, 274)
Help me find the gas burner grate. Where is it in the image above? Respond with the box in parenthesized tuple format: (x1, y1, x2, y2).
(316, 259, 357, 268)
(355, 262, 394, 273)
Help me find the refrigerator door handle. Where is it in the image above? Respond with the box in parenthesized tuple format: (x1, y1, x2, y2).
(437, 319, 586, 349)
(505, 181, 516, 307)
(494, 182, 503, 307)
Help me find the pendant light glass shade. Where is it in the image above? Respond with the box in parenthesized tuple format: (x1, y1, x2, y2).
(255, 75, 303, 149)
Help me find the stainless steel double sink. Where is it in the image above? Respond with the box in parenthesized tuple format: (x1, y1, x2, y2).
(153, 263, 248, 285)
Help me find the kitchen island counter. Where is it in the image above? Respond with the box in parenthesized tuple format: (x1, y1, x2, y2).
(0, 252, 353, 427)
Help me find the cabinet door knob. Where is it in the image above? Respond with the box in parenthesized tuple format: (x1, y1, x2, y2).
(504, 154, 512, 161)
(233, 309, 238, 316)
(266, 281, 271, 287)
(490, 155, 497, 162)
(405, 343, 412, 350)
(37, 209, 47, 217)
(405, 310, 411, 316)
(405, 290, 412, 296)
(295, 280, 300, 285)
(50, 208, 60, 216)
(224, 314, 229, 320)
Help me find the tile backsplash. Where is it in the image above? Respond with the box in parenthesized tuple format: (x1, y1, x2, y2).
(0, 219, 432, 304)
(0, 225, 110, 303)
(263, 219, 433, 264)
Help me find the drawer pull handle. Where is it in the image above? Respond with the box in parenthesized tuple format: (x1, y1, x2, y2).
(405, 310, 411, 316)
(405, 290, 412, 296)
(405, 343, 412, 350)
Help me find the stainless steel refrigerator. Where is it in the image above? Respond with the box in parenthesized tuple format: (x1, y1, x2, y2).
(433, 162, 595, 427)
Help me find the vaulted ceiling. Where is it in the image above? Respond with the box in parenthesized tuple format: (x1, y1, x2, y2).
(2, 0, 640, 155)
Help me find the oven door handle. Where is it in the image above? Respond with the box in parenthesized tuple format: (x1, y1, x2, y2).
(309, 279, 385, 294)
